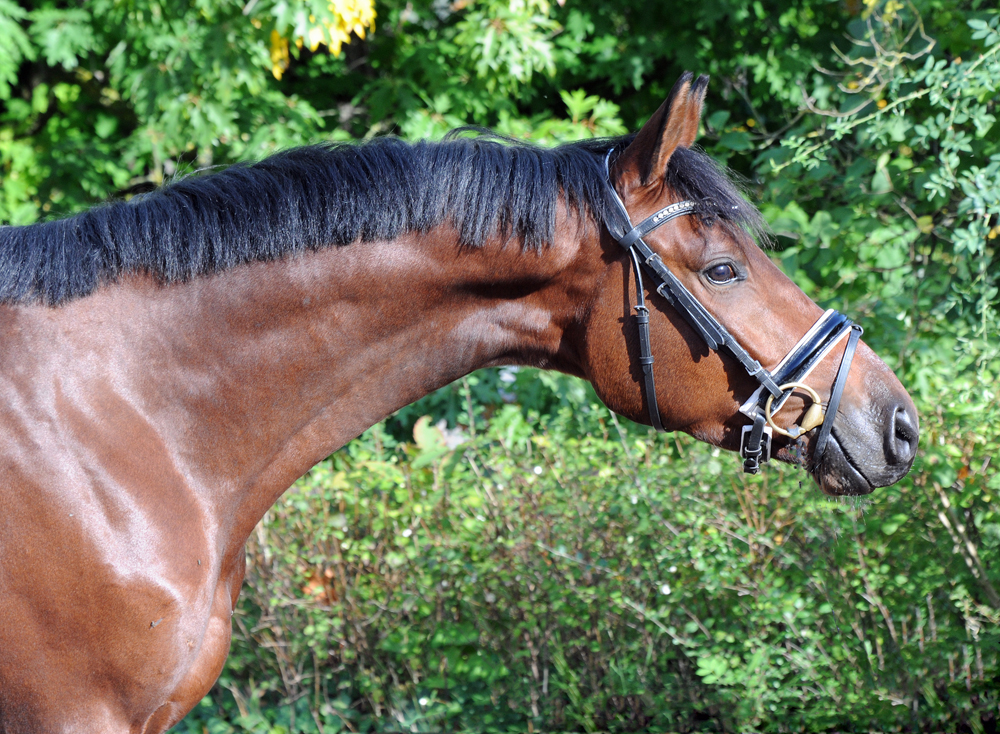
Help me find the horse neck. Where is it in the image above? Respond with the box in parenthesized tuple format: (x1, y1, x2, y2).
(49, 216, 601, 529)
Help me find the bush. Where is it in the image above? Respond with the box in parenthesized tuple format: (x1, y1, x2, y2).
(175, 373, 1000, 732)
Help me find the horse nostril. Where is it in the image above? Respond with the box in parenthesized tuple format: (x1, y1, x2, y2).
(889, 404, 919, 465)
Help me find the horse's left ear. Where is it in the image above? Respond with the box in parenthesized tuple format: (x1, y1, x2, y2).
(613, 72, 709, 190)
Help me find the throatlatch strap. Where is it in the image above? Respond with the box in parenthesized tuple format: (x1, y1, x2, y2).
(814, 324, 863, 459)
(630, 249, 664, 432)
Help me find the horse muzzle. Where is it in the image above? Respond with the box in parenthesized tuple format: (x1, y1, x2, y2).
(808, 377, 919, 496)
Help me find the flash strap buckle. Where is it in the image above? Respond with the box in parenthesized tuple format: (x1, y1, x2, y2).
(740, 422, 772, 474)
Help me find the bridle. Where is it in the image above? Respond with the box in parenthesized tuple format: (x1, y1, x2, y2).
(602, 152, 863, 474)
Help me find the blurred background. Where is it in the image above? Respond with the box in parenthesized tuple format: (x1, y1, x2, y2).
(2, 0, 998, 730)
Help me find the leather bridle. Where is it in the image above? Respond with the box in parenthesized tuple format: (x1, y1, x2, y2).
(602, 153, 863, 473)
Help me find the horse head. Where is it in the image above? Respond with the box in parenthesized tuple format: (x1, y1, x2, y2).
(581, 73, 918, 495)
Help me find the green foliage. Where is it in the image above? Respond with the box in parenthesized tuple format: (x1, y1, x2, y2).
(0, 1, 33, 101)
(767, 5, 1000, 370)
(173, 395, 1000, 733)
(0, 0, 870, 219)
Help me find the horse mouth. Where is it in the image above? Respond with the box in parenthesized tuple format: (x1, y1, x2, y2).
(812, 429, 874, 496)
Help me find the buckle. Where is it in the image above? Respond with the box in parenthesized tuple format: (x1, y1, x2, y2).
(740, 424, 772, 474)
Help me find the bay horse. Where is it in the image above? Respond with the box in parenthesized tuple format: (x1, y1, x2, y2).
(0, 74, 917, 732)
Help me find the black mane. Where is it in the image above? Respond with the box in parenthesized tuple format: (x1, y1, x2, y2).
(0, 134, 765, 304)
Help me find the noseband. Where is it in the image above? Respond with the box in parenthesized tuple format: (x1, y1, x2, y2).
(602, 153, 863, 473)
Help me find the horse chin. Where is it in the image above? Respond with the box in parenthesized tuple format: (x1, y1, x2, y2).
(811, 430, 875, 497)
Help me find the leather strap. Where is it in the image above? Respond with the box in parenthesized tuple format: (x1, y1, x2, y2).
(742, 413, 770, 474)
(768, 311, 852, 414)
(814, 324, 863, 459)
(629, 249, 664, 432)
(771, 311, 850, 386)
(620, 203, 699, 248)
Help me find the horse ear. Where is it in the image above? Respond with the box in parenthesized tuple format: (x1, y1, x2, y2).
(614, 72, 709, 189)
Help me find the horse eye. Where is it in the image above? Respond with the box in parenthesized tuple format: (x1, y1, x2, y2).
(705, 263, 738, 284)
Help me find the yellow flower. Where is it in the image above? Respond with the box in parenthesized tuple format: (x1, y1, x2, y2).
(307, 24, 326, 52)
(270, 29, 289, 80)
(265, 0, 376, 80)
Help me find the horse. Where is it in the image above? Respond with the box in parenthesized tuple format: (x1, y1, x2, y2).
(0, 73, 917, 732)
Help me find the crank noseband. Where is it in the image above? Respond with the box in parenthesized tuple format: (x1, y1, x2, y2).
(602, 152, 863, 474)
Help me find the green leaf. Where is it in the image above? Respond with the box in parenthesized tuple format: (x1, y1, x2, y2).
(719, 130, 753, 151)
(0, 0, 34, 99)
